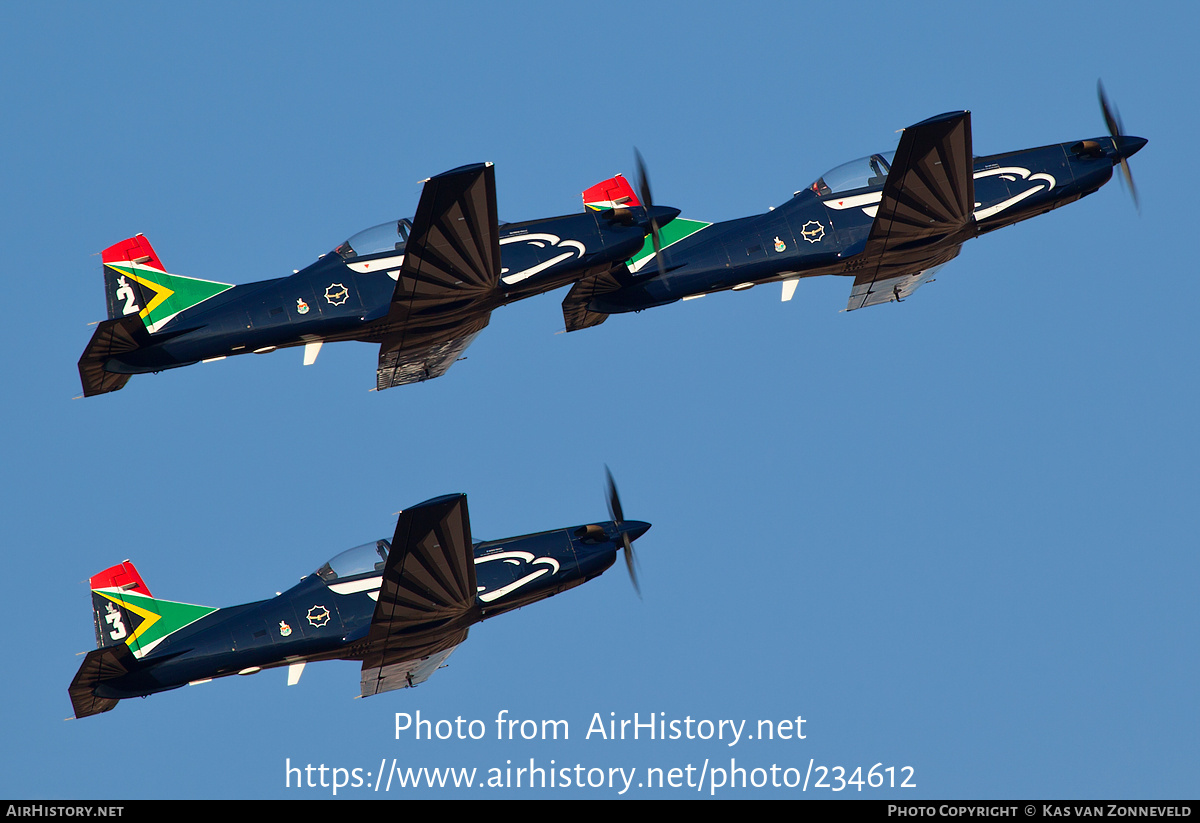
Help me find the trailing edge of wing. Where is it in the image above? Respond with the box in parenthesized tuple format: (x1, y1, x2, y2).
(847, 111, 974, 311)
(359, 494, 479, 695)
(375, 313, 490, 389)
(360, 635, 465, 697)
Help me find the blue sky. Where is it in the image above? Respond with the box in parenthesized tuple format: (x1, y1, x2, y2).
(2, 2, 1195, 799)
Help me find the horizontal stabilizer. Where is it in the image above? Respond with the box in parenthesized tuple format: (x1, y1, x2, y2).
(69, 644, 137, 718)
(77, 316, 150, 396)
(561, 263, 631, 332)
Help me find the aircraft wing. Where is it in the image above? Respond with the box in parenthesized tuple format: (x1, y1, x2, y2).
(360, 632, 466, 696)
(846, 111, 974, 311)
(845, 245, 963, 310)
(375, 163, 501, 387)
(359, 494, 480, 697)
(375, 313, 490, 389)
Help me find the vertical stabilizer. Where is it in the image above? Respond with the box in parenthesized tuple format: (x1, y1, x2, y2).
(88, 561, 217, 658)
(583, 174, 641, 211)
(101, 235, 233, 333)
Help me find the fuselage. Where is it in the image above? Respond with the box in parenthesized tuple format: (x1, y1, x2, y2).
(103, 207, 672, 375)
(92, 517, 649, 700)
(588, 134, 1143, 314)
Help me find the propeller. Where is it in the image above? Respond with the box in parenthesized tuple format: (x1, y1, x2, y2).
(1098, 80, 1140, 212)
(634, 148, 667, 277)
(605, 465, 642, 598)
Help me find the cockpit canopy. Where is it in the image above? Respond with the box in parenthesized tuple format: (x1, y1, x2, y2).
(315, 535, 488, 583)
(316, 539, 390, 582)
(808, 151, 896, 197)
(335, 219, 413, 261)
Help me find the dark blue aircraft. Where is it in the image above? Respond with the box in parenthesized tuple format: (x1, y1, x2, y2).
(78, 164, 678, 396)
(560, 88, 1145, 329)
(69, 472, 648, 718)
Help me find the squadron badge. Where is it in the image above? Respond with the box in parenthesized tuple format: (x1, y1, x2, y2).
(324, 284, 349, 306)
(307, 605, 331, 628)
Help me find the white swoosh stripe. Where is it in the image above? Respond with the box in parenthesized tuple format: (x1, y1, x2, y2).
(347, 255, 405, 274)
(329, 576, 383, 595)
(500, 251, 576, 284)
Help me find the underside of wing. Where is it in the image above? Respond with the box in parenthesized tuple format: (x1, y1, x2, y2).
(360, 632, 465, 696)
(845, 248, 962, 310)
(359, 494, 480, 696)
(847, 111, 974, 311)
(375, 313, 490, 389)
(561, 263, 631, 332)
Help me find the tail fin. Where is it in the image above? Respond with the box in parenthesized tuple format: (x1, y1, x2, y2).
(90, 561, 153, 652)
(582, 174, 641, 212)
(88, 561, 216, 658)
(101, 235, 233, 333)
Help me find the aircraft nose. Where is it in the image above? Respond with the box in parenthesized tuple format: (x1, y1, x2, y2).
(1112, 135, 1147, 162)
(646, 205, 681, 227)
(621, 520, 652, 542)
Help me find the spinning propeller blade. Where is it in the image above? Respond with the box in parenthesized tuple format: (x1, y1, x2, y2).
(634, 148, 666, 277)
(1098, 80, 1140, 213)
(605, 465, 642, 598)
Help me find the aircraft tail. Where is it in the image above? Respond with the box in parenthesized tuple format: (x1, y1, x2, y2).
(562, 264, 630, 332)
(72, 561, 204, 720)
(80, 235, 235, 396)
(582, 174, 641, 211)
(100, 235, 233, 333)
(89, 561, 155, 652)
(88, 561, 217, 658)
(69, 643, 138, 718)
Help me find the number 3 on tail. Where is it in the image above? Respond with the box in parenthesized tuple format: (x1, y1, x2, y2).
(105, 602, 127, 641)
